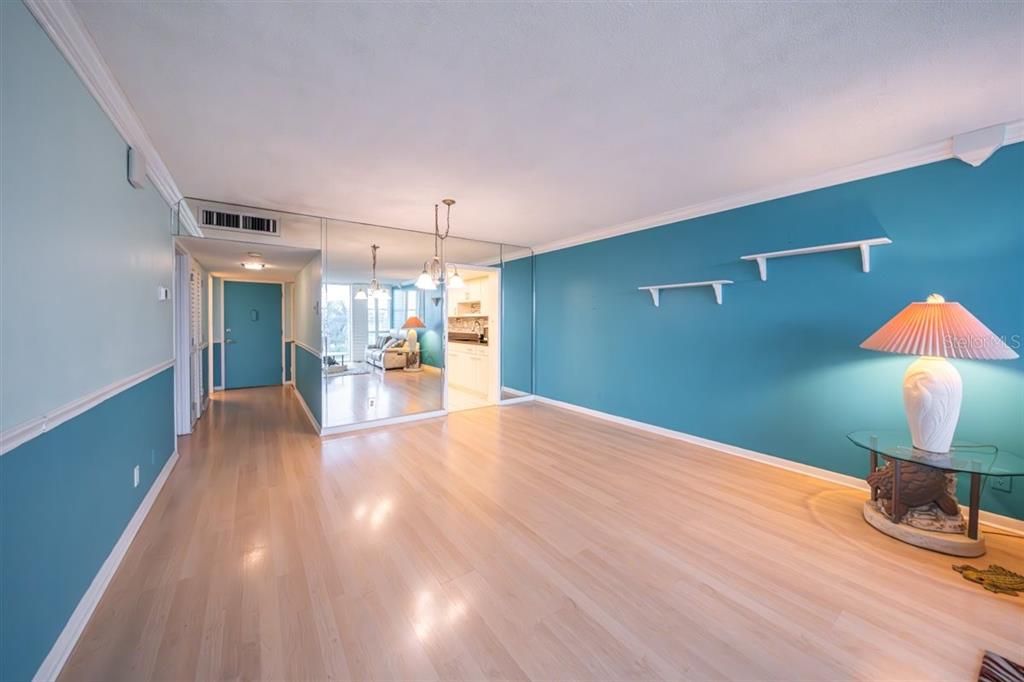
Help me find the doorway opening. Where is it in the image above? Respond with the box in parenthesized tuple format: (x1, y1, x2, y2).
(445, 265, 501, 412)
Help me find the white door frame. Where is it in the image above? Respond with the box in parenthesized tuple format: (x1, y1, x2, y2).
(172, 245, 192, 435)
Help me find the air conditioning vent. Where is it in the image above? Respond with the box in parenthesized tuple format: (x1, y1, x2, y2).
(201, 209, 279, 236)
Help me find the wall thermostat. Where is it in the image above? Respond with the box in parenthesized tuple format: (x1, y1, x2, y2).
(127, 146, 147, 188)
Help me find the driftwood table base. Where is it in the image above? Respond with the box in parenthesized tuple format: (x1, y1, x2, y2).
(863, 501, 986, 557)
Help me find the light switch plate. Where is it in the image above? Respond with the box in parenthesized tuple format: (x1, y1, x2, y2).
(157, 286, 170, 301)
(133, 465, 140, 488)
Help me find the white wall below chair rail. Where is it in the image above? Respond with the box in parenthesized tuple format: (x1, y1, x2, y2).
(528, 395, 1024, 536)
(32, 449, 179, 682)
(0, 359, 175, 456)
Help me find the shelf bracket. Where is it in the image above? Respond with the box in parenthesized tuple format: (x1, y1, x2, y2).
(647, 288, 660, 307)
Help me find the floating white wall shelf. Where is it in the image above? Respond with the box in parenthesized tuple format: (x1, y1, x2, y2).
(741, 237, 892, 281)
(638, 280, 734, 307)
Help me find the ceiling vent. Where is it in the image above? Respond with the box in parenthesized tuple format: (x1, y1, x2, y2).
(200, 208, 279, 236)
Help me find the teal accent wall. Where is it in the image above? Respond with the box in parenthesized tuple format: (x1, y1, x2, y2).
(535, 144, 1024, 520)
(1, 0, 173, 432)
(295, 345, 322, 428)
(285, 341, 294, 382)
(202, 345, 210, 397)
(212, 342, 223, 387)
(501, 256, 534, 393)
(396, 285, 445, 368)
(0, 369, 175, 682)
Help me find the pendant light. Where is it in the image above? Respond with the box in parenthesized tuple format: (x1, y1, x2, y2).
(417, 199, 456, 290)
(359, 244, 389, 301)
(447, 265, 465, 289)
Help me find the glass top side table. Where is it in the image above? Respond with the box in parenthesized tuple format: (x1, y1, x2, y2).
(847, 431, 1023, 556)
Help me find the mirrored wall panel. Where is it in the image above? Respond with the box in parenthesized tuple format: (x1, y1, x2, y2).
(177, 197, 535, 433)
(323, 219, 445, 428)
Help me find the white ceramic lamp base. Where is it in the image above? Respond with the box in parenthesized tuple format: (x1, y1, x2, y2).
(903, 356, 962, 453)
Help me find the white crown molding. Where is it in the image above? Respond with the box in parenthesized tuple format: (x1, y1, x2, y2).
(532, 120, 1024, 256)
(32, 449, 179, 682)
(23, 0, 201, 237)
(529, 394, 1024, 536)
(0, 359, 175, 455)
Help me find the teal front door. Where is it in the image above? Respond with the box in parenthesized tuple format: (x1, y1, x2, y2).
(224, 281, 283, 389)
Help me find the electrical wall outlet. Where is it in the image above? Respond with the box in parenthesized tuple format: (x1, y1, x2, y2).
(368, 397, 376, 408)
(992, 476, 1012, 493)
(133, 465, 140, 488)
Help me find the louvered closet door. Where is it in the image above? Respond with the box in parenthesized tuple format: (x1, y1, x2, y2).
(189, 267, 202, 423)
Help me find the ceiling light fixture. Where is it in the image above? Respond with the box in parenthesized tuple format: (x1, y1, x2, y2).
(241, 262, 266, 270)
(417, 199, 459, 290)
(247, 251, 263, 258)
(358, 244, 390, 301)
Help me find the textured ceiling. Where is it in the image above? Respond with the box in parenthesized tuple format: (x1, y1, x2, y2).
(76, 1, 1024, 247)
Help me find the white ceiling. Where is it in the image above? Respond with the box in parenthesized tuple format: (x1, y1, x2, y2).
(178, 236, 318, 282)
(77, 2, 1023, 247)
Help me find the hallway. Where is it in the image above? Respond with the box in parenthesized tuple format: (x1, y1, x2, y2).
(60, 387, 1023, 681)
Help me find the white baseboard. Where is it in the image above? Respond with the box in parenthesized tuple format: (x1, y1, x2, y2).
(499, 394, 534, 405)
(532, 395, 1024, 536)
(320, 409, 447, 437)
(500, 386, 530, 398)
(291, 385, 321, 433)
(33, 449, 180, 682)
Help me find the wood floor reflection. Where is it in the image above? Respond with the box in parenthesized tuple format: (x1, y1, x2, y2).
(325, 364, 443, 427)
(60, 386, 1024, 681)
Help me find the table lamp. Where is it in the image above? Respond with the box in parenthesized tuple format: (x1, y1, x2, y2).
(401, 316, 426, 371)
(860, 293, 1017, 453)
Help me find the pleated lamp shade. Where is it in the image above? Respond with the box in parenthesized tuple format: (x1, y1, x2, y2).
(860, 294, 1018, 360)
(401, 316, 426, 330)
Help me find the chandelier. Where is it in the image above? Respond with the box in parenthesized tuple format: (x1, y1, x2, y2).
(415, 199, 464, 290)
(354, 243, 389, 301)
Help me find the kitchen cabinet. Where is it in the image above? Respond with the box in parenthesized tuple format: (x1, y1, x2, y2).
(447, 342, 490, 398)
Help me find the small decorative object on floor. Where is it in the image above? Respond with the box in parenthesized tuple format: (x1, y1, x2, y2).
(954, 564, 1024, 597)
(978, 651, 1024, 682)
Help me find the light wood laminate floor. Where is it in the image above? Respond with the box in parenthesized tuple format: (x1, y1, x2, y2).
(325, 365, 442, 427)
(61, 386, 1023, 681)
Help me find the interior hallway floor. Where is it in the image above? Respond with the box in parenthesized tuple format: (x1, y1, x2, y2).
(60, 386, 1023, 681)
